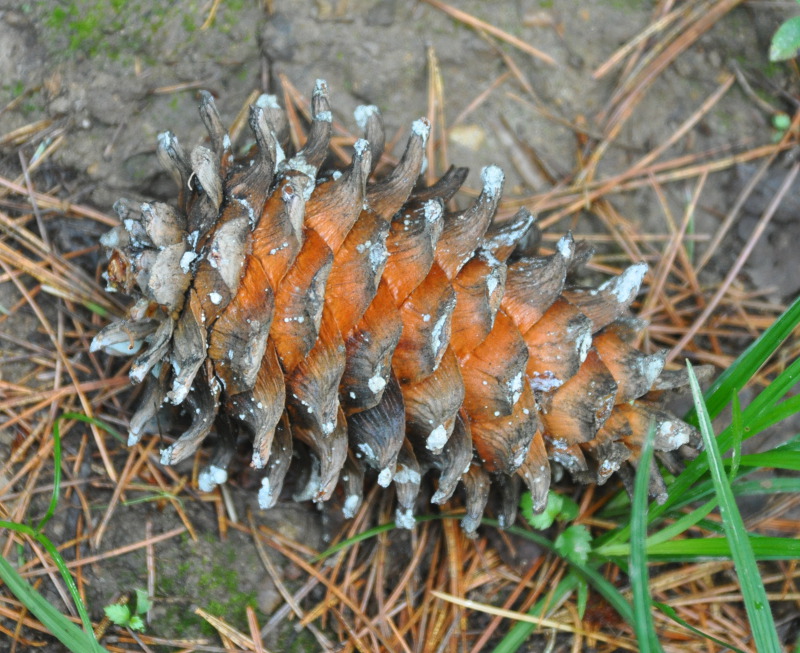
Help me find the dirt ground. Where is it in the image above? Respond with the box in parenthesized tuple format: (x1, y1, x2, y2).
(1, 0, 798, 650)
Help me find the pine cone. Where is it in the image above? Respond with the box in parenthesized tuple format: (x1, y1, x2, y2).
(92, 82, 705, 534)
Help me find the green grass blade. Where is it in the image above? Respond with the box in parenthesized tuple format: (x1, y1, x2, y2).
(491, 574, 580, 653)
(605, 535, 800, 561)
(687, 293, 800, 423)
(732, 478, 800, 496)
(645, 499, 716, 548)
(736, 451, 800, 470)
(656, 458, 800, 514)
(58, 412, 124, 443)
(630, 424, 665, 653)
(730, 393, 742, 480)
(37, 412, 124, 533)
(0, 553, 107, 652)
(695, 519, 726, 535)
(643, 354, 800, 526)
(766, 432, 800, 452)
(36, 414, 65, 532)
(744, 395, 800, 441)
(653, 602, 747, 653)
(314, 521, 397, 562)
(1, 521, 99, 643)
(509, 527, 634, 622)
(686, 361, 782, 651)
(84, 301, 110, 318)
(735, 355, 800, 426)
(597, 499, 718, 557)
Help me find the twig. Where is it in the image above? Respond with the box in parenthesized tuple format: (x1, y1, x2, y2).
(421, 0, 557, 66)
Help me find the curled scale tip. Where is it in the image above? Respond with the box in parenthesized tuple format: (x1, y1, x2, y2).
(258, 478, 274, 509)
(377, 467, 393, 487)
(255, 94, 281, 109)
(159, 446, 174, 466)
(353, 138, 370, 156)
(480, 165, 505, 199)
(411, 118, 430, 143)
(423, 199, 443, 224)
(354, 104, 379, 129)
(556, 233, 574, 260)
(198, 465, 228, 492)
(602, 262, 648, 303)
(157, 131, 175, 149)
(395, 507, 416, 529)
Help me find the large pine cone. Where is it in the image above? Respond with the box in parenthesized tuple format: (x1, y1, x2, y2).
(92, 82, 703, 533)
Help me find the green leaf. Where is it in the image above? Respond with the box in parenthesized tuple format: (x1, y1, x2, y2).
(128, 615, 145, 632)
(133, 588, 152, 615)
(554, 525, 592, 564)
(630, 424, 664, 653)
(687, 362, 782, 651)
(576, 578, 588, 620)
(772, 112, 792, 131)
(520, 490, 560, 530)
(519, 491, 539, 527)
(556, 494, 579, 521)
(771, 16, 800, 61)
(104, 603, 131, 626)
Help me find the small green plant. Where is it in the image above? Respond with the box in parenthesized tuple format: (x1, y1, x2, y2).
(521, 491, 591, 565)
(4, 80, 25, 98)
(770, 1, 800, 61)
(519, 489, 577, 530)
(103, 589, 151, 632)
(771, 112, 793, 142)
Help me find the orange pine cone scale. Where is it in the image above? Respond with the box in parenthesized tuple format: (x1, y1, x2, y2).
(92, 82, 707, 534)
